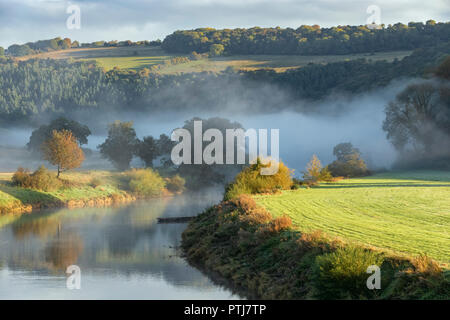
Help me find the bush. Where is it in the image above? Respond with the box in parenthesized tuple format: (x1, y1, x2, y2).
(313, 246, 384, 299)
(242, 207, 273, 225)
(411, 254, 442, 277)
(11, 166, 61, 191)
(224, 159, 293, 200)
(232, 195, 273, 225)
(12, 167, 31, 187)
(126, 169, 166, 197)
(269, 215, 292, 232)
(319, 166, 333, 182)
(165, 175, 185, 193)
(231, 194, 258, 212)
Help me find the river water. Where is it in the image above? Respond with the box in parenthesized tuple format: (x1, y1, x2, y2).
(0, 190, 240, 299)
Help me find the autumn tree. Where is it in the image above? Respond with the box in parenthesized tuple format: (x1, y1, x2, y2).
(303, 154, 323, 183)
(209, 44, 225, 56)
(42, 130, 85, 177)
(98, 121, 139, 171)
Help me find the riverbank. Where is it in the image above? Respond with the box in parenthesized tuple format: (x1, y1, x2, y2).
(0, 170, 181, 215)
(182, 194, 450, 299)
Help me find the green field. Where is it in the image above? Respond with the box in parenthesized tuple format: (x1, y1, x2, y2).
(18, 46, 412, 73)
(255, 171, 450, 265)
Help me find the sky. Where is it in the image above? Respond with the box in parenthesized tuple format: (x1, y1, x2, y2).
(0, 0, 449, 48)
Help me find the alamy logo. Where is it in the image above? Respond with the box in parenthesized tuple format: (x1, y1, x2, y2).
(66, 265, 81, 290)
(170, 121, 280, 175)
(366, 5, 382, 30)
(366, 265, 381, 290)
(66, 4, 81, 30)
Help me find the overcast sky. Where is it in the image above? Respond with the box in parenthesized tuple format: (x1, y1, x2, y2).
(0, 0, 449, 48)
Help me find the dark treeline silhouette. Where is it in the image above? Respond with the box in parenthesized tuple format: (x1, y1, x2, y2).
(162, 21, 450, 55)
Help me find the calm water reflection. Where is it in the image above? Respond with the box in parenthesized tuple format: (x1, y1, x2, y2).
(0, 189, 240, 299)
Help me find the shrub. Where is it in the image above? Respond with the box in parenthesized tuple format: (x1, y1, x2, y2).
(126, 168, 166, 197)
(269, 215, 292, 232)
(224, 159, 293, 200)
(11, 166, 61, 191)
(12, 167, 32, 187)
(165, 175, 185, 193)
(411, 254, 442, 277)
(231, 194, 258, 212)
(242, 207, 273, 225)
(313, 246, 384, 299)
(319, 166, 333, 182)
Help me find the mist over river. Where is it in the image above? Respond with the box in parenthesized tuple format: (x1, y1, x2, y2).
(0, 97, 397, 174)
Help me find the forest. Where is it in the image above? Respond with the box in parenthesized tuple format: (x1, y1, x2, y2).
(161, 21, 450, 55)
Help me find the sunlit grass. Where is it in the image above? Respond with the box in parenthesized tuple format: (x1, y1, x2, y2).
(255, 170, 450, 264)
(19, 45, 412, 73)
(0, 171, 125, 212)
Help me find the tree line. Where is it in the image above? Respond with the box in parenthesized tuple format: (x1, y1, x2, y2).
(4, 37, 162, 57)
(162, 21, 450, 55)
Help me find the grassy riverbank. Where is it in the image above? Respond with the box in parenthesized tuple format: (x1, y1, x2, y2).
(0, 169, 181, 215)
(182, 171, 450, 299)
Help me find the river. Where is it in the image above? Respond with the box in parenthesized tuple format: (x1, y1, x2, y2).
(0, 190, 241, 299)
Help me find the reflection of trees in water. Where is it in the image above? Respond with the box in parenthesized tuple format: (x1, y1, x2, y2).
(44, 232, 84, 272)
(1, 191, 226, 289)
(12, 214, 61, 240)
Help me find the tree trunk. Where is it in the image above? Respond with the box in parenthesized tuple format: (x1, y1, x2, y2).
(57, 165, 60, 178)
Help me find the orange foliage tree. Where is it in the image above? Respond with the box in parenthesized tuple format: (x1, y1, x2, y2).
(42, 129, 85, 177)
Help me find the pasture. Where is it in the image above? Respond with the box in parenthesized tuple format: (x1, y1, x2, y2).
(255, 171, 450, 265)
(16, 46, 412, 73)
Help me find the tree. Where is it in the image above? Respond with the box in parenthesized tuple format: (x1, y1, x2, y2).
(7, 44, 33, 56)
(156, 134, 175, 167)
(328, 142, 368, 177)
(42, 130, 85, 178)
(0, 47, 4, 56)
(333, 142, 361, 162)
(27, 117, 91, 154)
(303, 154, 323, 183)
(98, 121, 139, 171)
(383, 83, 440, 153)
(209, 44, 224, 56)
(136, 136, 159, 167)
(177, 117, 244, 188)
